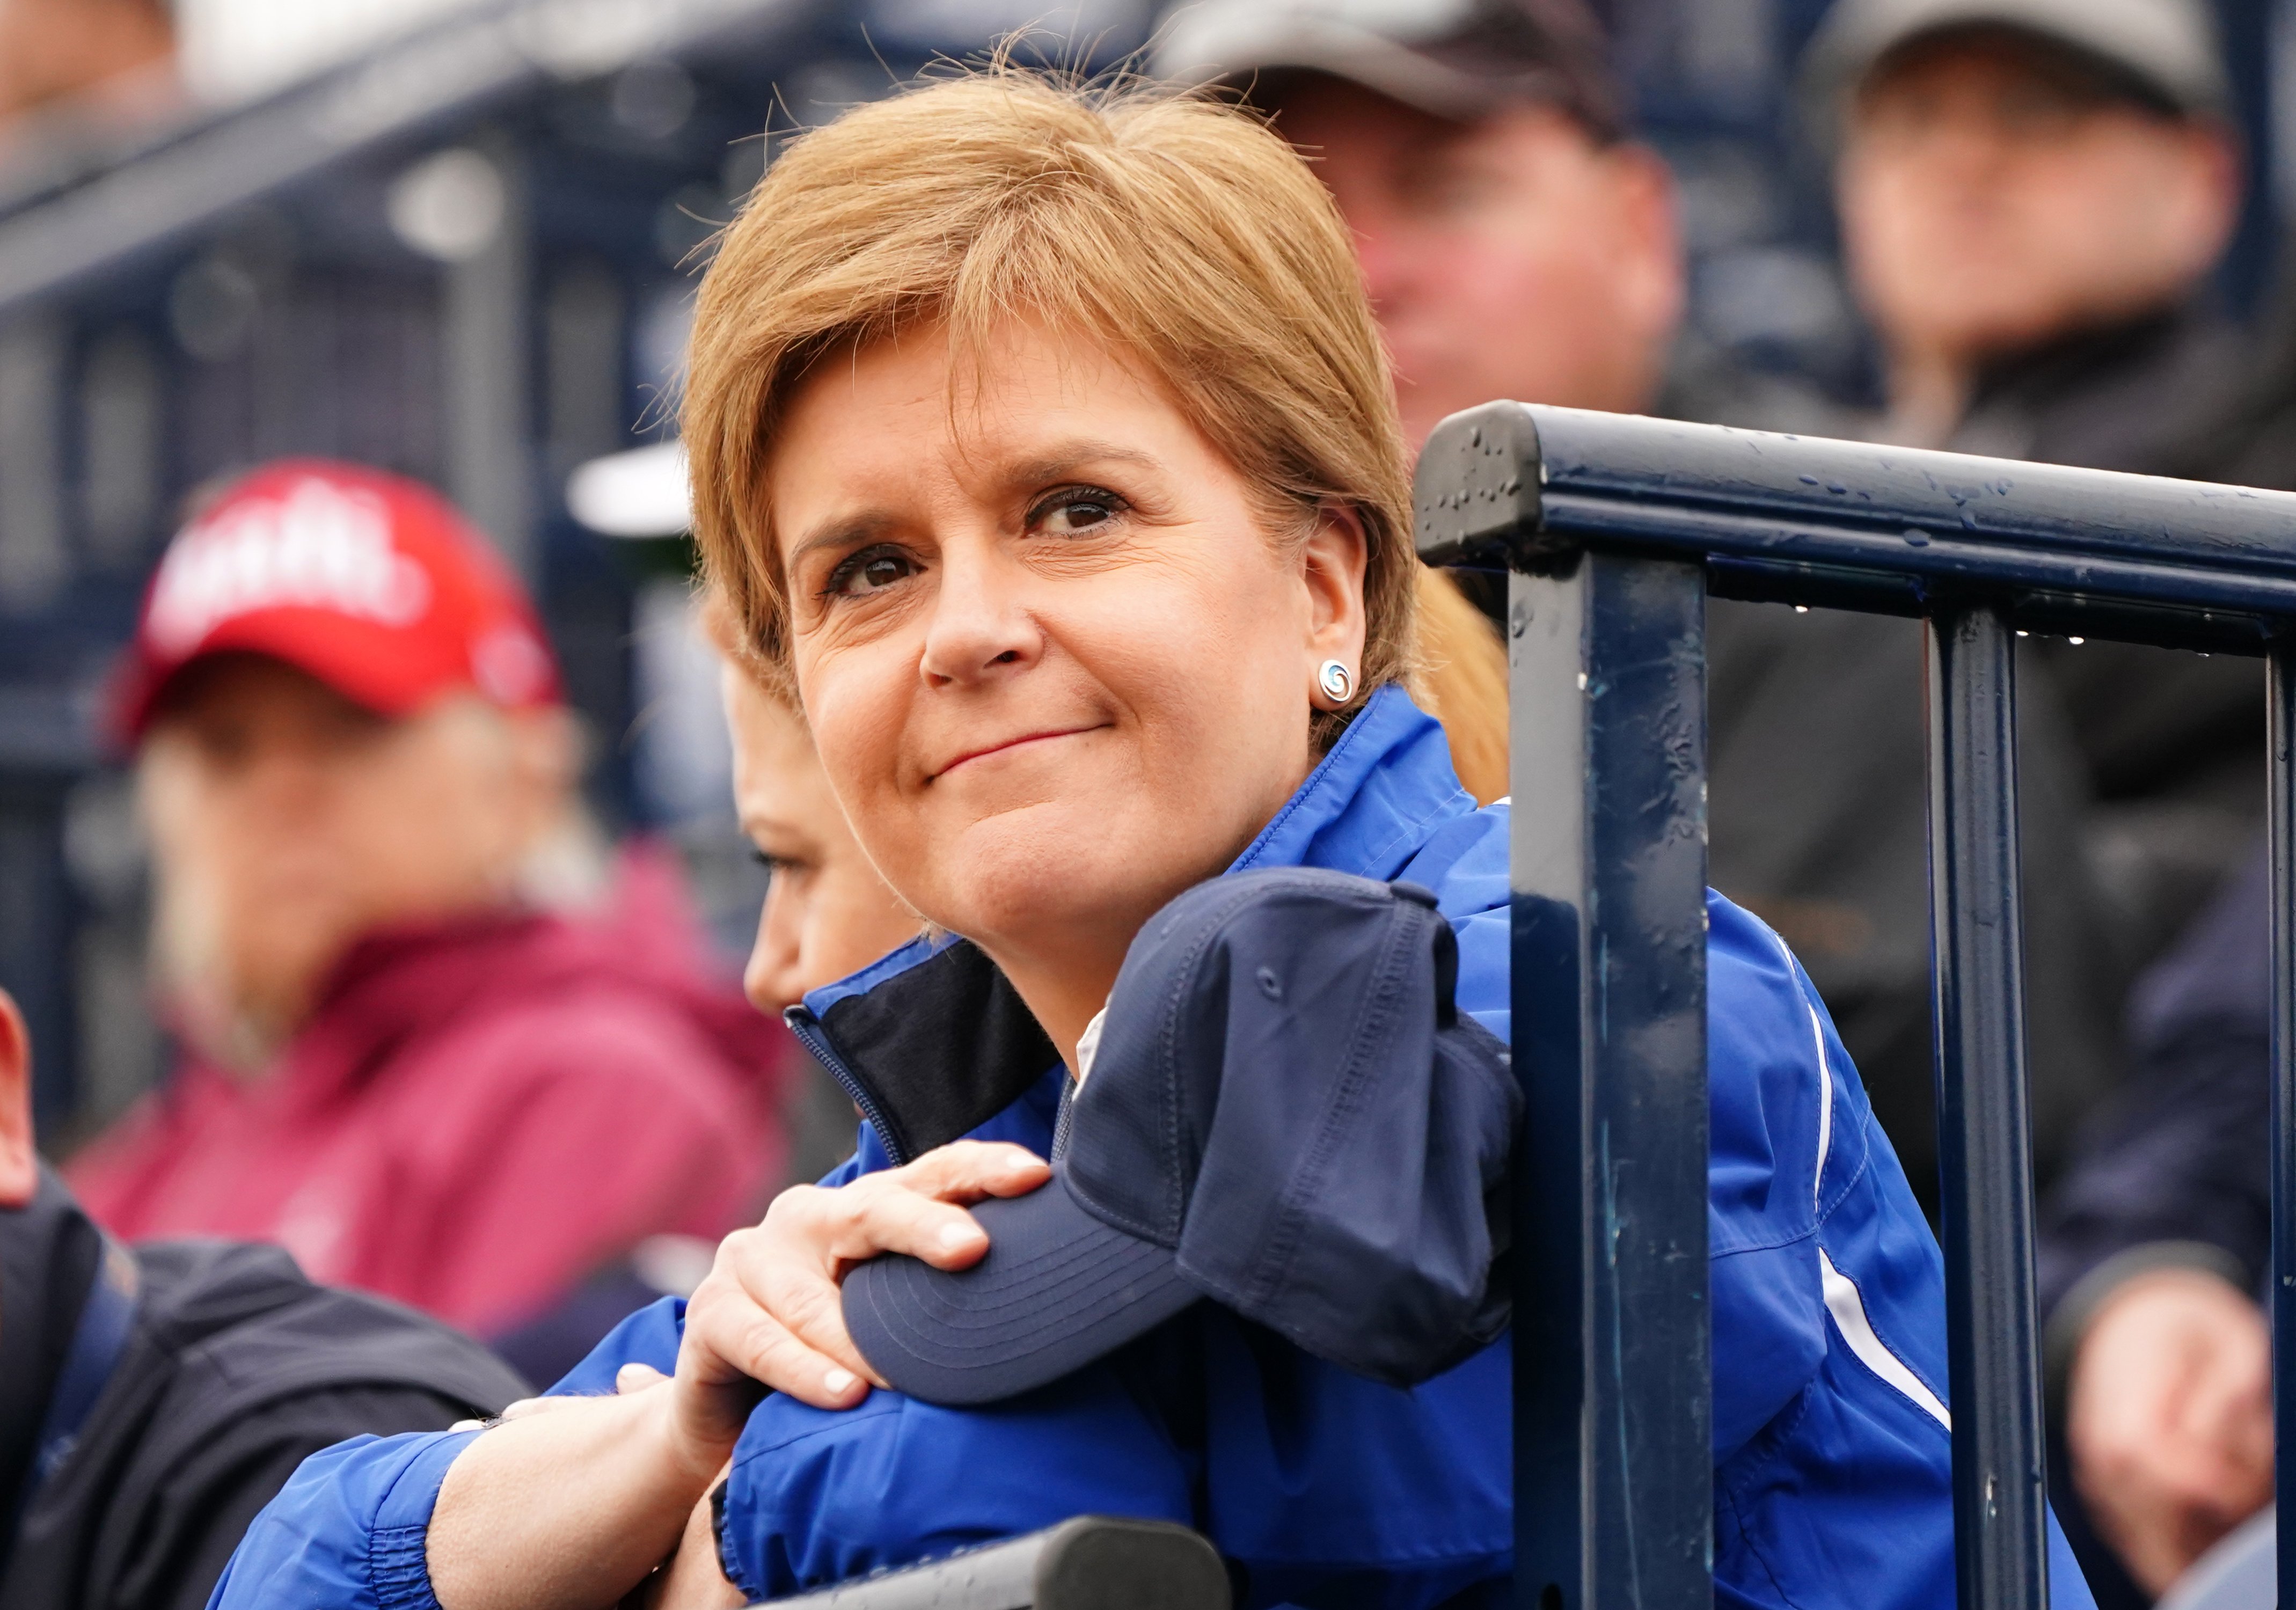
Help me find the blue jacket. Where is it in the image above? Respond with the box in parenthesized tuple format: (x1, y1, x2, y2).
(210, 685, 2094, 1610)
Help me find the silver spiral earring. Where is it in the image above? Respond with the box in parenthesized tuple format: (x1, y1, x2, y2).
(1317, 658, 1355, 704)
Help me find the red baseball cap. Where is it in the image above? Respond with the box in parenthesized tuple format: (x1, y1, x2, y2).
(112, 459, 562, 744)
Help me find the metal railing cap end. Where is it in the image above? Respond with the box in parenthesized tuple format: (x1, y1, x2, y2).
(1414, 400, 1545, 570)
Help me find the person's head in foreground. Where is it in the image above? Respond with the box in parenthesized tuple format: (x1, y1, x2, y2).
(1807, 0, 2240, 444)
(208, 69, 2096, 1610)
(688, 72, 1424, 1072)
(114, 460, 581, 1068)
(0, 979, 524, 1609)
(1152, 0, 1681, 448)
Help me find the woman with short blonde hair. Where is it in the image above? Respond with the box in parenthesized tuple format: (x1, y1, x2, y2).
(685, 72, 1418, 734)
(211, 69, 2029, 1610)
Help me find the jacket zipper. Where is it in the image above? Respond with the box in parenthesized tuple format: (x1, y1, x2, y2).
(783, 1005, 911, 1166)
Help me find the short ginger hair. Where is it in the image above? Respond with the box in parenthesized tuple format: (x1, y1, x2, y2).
(682, 70, 1418, 743)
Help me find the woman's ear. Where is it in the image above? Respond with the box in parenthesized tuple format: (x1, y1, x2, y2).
(0, 988, 37, 1210)
(1300, 503, 1371, 669)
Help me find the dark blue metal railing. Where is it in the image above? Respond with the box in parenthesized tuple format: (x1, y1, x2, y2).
(1415, 403, 2296, 1610)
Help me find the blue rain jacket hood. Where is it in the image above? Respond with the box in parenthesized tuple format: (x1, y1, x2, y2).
(207, 685, 2096, 1610)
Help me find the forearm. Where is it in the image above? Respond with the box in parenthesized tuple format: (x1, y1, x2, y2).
(428, 1390, 726, 1610)
(641, 1477, 747, 1609)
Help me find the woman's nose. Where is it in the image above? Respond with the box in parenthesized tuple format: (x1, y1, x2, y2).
(744, 894, 803, 1015)
(917, 550, 1041, 688)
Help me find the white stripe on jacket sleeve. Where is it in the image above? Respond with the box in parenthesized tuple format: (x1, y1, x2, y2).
(1773, 929, 1951, 1432)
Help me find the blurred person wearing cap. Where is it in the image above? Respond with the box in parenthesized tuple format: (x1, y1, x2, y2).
(1807, 4, 2272, 1600)
(1154, 0, 2123, 1226)
(0, 979, 529, 1610)
(63, 460, 791, 1349)
(1810, 0, 2264, 904)
(1809, 0, 2240, 464)
(1154, 0, 1685, 453)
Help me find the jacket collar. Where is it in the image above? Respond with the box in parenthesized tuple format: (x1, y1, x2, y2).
(786, 687, 1475, 1164)
(0, 1168, 102, 1545)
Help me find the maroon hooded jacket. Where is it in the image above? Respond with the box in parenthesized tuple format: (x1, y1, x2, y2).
(67, 854, 789, 1338)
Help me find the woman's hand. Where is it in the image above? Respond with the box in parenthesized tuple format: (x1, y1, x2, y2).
(2068, 1268, 2273, 1594)
(668, 1140, 1050, 1456)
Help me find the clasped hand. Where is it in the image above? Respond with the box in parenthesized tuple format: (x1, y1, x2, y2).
(661, 1139, 1051, 1461)
(2067, 1268, 2273, 1596)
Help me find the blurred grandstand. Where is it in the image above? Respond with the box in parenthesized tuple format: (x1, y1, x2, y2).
(0, 0, 2278, 1147)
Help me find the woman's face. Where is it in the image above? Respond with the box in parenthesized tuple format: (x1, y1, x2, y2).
(767, 319, 1367, 1021)
(723, 664, 921, 1014)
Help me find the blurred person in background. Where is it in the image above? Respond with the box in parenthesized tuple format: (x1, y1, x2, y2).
(1808, 4, 2269, 1600)
(1810, 0, 2263, 941)
(708, 596, 931, 1022)
(0, 980, 527, 1610)
(1154, 0, 2121, 1211)
(0, 0, 178, 168)
(1157, 0, 1677, 453)
(64, 460, 789, 1355)
(2035, 856, 2275, 1604)
(1810, 0, 2240, 467)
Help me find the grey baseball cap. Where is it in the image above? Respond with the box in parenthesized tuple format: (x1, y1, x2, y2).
(1802, 0, 2230, 132)
(1151, 0, 1626, 138)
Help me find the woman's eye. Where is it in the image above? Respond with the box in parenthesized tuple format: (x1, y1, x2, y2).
(824, 546, 917, 597)
(754, 847, 816, 885)
(1033, 491, 1123, 536)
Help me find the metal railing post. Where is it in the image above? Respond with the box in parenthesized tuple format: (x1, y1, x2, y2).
(1926, 605, 2049, 1610)
(2267, 645, 2296, 1594)
(1417, 402, 1714, 1610)
(1507, 551, 1713, 1610)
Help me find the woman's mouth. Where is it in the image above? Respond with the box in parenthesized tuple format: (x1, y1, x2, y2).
(931, 726, 1103, 780)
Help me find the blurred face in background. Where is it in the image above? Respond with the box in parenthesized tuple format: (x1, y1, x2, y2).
(138, 653, 572, 1067)
(1838, 31, 2239, 382)
(0, 0, 171, 126)
(1273, 75, 1683, 448)
(723, 664, 920, 1015)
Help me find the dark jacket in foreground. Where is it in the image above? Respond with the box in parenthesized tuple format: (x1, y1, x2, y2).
(0, 1168, 525, 1610)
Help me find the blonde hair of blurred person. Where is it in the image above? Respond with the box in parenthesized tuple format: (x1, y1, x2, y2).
(704, 576, 1504, 1019)
(1408, 567, 1508, 804)
(138, 654, 596, 1071)
(1834, 27, 2240, 448)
